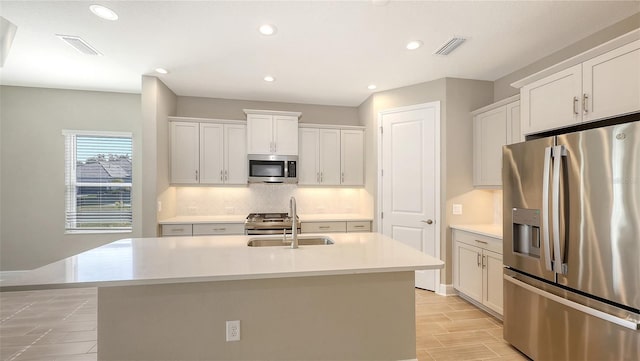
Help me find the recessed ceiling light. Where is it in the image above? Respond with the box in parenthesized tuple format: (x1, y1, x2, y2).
(155, 68, 169, 74)
(259, 24, 277, 36)
(264, 75, 275, 82)
(368, 84, 377, 90)
(89, 4, 118, 21)
(406, 40, 423, 50)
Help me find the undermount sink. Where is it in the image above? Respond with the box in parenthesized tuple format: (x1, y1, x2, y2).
(247, 236, 334, 247)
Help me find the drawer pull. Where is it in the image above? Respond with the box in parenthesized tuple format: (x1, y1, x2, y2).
(318, 226, 330, 229)
(475, 239, 488, 244)
(171, 228, 184, 232)
(212, 228, 226, 231)
(353, 225, 365, 228)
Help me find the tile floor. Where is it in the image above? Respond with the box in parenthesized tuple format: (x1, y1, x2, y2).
(1, 287, 529, 361)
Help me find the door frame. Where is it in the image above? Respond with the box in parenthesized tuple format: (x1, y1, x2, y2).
(377, 101, 441, 291)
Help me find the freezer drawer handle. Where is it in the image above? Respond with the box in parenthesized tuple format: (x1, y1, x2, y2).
(504, 275, 640, 331)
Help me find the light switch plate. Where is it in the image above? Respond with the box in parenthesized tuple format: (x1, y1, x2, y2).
(452, 204, 463, 215)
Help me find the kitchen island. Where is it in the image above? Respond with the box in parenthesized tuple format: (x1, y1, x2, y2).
(0, 233, 443, 360)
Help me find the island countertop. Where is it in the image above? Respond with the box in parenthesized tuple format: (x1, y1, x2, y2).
(0, 233, 444, 291)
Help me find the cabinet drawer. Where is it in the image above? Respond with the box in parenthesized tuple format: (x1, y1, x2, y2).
(347, 221, 371, 232)
(301, 221, 347, 233)
(453, 229, 502, 254)
(193, 223, 245, 235)
(161, 224, 193, 237)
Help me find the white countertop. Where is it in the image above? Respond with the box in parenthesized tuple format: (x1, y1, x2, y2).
(450, 224, 503, 239)
(298, 214, 373, 222)
(0, 233, 443, 291)
(159, 215, 247, 224)
(158, 214, 373, 224)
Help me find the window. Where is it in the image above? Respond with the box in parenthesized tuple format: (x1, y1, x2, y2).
(64, 131, 132, 232)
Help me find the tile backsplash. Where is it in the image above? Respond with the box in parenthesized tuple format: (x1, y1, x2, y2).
(172, 184, 372, 216)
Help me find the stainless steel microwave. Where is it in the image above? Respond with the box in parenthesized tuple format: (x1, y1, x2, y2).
(248, 154, 297, 183)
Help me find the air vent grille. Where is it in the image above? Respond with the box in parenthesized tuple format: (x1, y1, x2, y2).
(433, 37, 466, 55)
(56, 35, 101, 56)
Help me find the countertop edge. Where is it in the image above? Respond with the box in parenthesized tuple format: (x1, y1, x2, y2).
(450, 224, 503, 239)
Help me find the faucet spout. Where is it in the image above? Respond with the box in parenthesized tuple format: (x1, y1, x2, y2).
(290, 196, 298, 249)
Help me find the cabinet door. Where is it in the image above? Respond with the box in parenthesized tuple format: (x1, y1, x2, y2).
(583, 39, 640, 123)
(199, 123, 224, 184)
(319, 129, 341, 185)
(483, 250, 504, 315)
(473, 107, 507, 187)
(521, 64, 582, 135)
(247, 114, 273, 154)
(224, 124, 247, 184)
(298, 128, 320, 185)
(455, 242, 483, 303)
(171, 122, 199, 184)
(506, 100, 522, 145)
(273, 116, 299, 155)
(340, 129, 364, 186)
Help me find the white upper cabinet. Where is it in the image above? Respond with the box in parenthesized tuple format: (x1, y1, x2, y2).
(171, 122, 200, 184)
(521, 64, 583, 135)
(245, 110, 301, 155)
(472, 96, 520, 188)
(340, 129, 364, 186)
(515, 33, 640, 136)
(582, 39, 640, 123)
(170, 118, 247, 185)
(298, 125, 364, 186)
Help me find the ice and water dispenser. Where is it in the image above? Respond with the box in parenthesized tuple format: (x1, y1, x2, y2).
(512, 208, 541, 258)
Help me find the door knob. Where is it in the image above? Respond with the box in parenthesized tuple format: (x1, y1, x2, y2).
(421, 219, 434, 225)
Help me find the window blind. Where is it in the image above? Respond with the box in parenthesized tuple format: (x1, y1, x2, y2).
(64, 131, 132, 232)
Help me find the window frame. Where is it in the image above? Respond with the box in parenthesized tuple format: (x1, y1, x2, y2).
(63, 130, 133, 234)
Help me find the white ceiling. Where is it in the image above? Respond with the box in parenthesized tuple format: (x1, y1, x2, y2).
(0, 1, 638, 106)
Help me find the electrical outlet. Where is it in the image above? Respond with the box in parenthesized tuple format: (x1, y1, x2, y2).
(226, 320, 240, 342)
(452, 203, 463, 215)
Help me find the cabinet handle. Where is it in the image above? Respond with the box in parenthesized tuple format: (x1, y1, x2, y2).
(212, 227, 226, 231)
(274, 142, 277, 152)
(220, 170, 223, 181)
(583, 93, 589, 114)
(353, 225, 364, 228)
(317, 172, 320, 183)
(475, 239, 488, 244)
(171, 228, 184, 232)
(477, 253, 481, 267)
(482, 255, 486, 269)
(195, 170, 199, 181)
(573, 96, 579, 115)
(341, 172, 344, 183)
(224, 170, 228, 181)
(320, 172, 323, 182)
(319, 226, 330, 229)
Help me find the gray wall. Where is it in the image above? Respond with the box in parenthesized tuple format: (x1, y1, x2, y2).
(358, 78, 495, 286)
(494, 12, 640, 101)
(0, 86, 142, 270)
(141, 76, 177, 235)
(177, 96, 359, 125)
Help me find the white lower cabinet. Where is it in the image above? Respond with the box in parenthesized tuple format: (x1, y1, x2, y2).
(301, 221, 371, 233)
(161, 223, 244, 237)
(453, 228, 503, 316)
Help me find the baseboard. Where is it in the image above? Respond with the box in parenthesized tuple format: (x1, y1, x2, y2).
(435, 283, 456, 296)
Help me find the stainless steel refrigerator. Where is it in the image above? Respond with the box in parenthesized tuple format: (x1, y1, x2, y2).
(502, 119, 640, 360)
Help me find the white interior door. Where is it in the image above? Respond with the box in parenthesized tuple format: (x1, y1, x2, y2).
(380, 103, 439, 290)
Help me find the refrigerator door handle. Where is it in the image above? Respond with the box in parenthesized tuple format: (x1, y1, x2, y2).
(552, 145, 568, 274)
(542, 146, 553, 272)
(504, 274, 640, 330)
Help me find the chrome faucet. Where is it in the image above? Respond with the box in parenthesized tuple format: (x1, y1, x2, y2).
(289, 196, 298, 249)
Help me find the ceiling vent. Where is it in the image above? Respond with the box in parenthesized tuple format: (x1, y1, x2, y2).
(56, 34, 101, 55)
(433, 37, 466, 56)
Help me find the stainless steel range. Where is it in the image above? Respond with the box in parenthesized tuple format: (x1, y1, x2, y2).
(245, 213, 301, 235)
